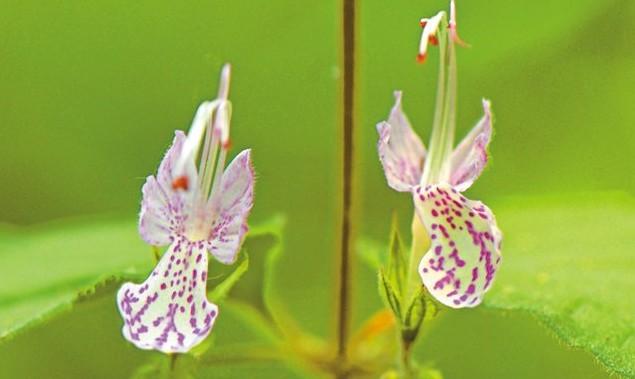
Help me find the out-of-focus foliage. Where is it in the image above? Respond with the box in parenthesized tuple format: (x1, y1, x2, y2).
(0, 0, 633, 377)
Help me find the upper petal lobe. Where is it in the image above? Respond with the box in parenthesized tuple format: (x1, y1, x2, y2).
(139, 131, 195, 246)
(205, 149, 255, 264)
(376, 91, 427, 192)
(449, 99, 492, 192)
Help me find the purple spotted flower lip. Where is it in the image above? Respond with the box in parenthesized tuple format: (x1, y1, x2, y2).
(376, 1, 502, 308)
(117, 64, 255, 353)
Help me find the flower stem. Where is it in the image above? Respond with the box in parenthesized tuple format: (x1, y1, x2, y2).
(166, 353, 185, 379)
(335, 0, 357, 375)
(170, 354, 178, 373)
(401, 339, 413, 375)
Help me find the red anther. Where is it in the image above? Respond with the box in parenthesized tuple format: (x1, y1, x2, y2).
(222, 139, 232, 150)
(172, 176, 189, 191)
(420, 19, 427, 28)
(429, 34, 438, 46)
(417, 52, 427, 64)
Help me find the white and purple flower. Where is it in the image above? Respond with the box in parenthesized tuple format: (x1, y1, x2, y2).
(377, 1, 502, 308)
(117, 64, 255, 353)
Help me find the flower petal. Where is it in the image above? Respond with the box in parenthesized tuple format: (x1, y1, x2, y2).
(413, 183, 502, 308)
(376, 91, 426, 192)
(139, 131, 196, 246)
(117, 237, 218, 353)
(449, 99, 492, 192)
(205, 149, 255, 264)
(138, 176, 174, 246)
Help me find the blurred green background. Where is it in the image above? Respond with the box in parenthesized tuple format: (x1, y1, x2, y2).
(0, 0, 633, 377)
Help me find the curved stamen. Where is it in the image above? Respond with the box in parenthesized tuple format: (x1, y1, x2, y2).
(169, 64, 235, 241)
(172, 100, 220, 191)
(417, 11, 444, 64)
(206, 102, 232, 217)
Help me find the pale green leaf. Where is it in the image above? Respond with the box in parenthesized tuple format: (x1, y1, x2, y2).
(484, 192, 635, 378)
(362, 193, 635, 377)
(0, 219, 150, 343)
(227, 215, 286, 321)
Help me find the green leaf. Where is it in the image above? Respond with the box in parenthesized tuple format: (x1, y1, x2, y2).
(362, 193, 635, 377)
(379, 270, 402, 320)
(223, 215, 287, 326)
(484, 193, 635, 378)
(363, 217, 410, 323)
(387, 216, 407, 300)
(402, 287, 426, 344)
(0, 216, 286, 346)
(0, 219, 151, 343)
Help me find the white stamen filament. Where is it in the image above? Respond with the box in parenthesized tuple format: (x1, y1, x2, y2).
(438, 32, 458, 181)
(420, 11, 457, 185)
(175, 100, 221, 182)
(196, 63, 232, 203)
(197, 114, 220, 202)
(206, 102, 232, 214)
(449, 0, 457, 29)
(175, 64, 234, 241)
(197, 66, 231, 207)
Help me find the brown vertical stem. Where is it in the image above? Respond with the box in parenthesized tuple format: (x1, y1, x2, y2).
(335, 0, 357, 374)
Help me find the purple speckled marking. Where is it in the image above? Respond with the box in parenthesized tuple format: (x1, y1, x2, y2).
(414, 183, 502, 308)
(117, 237, 219, 353)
